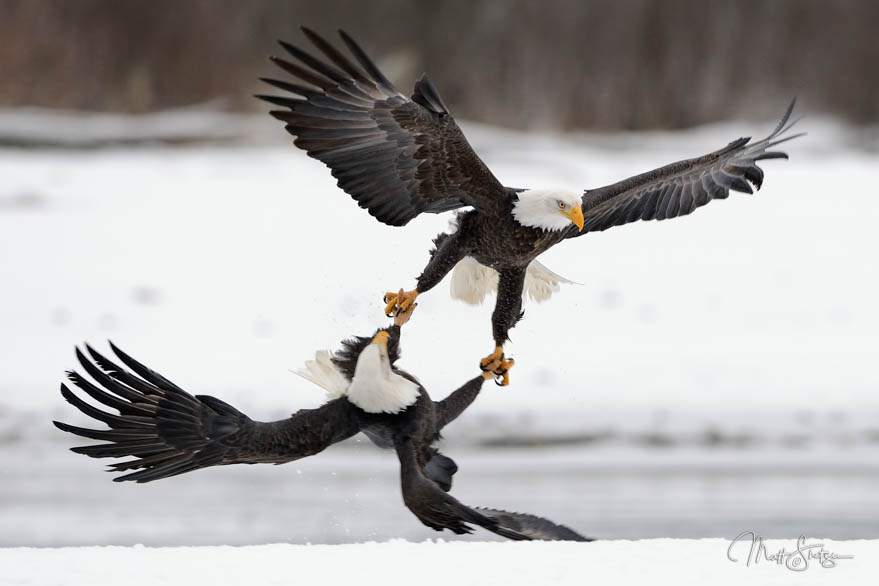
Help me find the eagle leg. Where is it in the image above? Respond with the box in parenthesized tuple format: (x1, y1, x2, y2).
(480, 346, 504, 369)
(383, 289, 419, 318)
(480, 347, 515, 387)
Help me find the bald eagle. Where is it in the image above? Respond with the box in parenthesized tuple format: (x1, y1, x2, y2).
(259, 28, 802, 385)
(53, 317, 587, 541)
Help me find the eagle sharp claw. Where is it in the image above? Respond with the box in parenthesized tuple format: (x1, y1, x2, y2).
(493, 357, 515, 386)
(383, 289, 419, 318)
(480, 347, 514, 386)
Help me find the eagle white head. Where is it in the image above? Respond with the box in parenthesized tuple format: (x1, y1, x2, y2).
(344, 330, 420, 414)
(511, 189, 585, 232)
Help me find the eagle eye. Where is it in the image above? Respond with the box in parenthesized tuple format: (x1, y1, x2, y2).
(557, 200, 566, 209)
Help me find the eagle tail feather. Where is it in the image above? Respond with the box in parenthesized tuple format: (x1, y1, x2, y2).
(293, 350, 349, 400)
(523, 259, 577, 303)
(449, 257, 575, 305)
(450, 256, 498, 305)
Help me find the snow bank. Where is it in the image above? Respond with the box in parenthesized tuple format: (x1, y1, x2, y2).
(0, 106, 267, 148)
(2, 540, 875, 586)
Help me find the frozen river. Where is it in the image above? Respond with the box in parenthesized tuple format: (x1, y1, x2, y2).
(4, 435, 879, 546)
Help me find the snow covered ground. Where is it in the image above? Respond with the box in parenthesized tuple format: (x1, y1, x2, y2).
(1, 108, 878, 549)
(3, 539, 877, 586)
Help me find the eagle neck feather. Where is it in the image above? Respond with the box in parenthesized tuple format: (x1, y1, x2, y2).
(346, 344, 419, 414)
(511, 188, 582, 231)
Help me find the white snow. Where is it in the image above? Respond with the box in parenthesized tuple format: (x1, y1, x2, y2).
(2, 539, 876, 586)
(1, 108, 878, 550)
(1, 110, 876, 444)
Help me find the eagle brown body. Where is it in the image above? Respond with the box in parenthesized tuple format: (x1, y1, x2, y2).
(422, 203, 568, 347)
(54, 324, 588, 541)
(259, 28, 801, 385)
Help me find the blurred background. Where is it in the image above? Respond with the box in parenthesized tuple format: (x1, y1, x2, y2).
(2, 0, 879, 129)
(1, 0, 877, 546)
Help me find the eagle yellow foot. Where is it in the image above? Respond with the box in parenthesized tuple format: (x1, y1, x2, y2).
(480, 346, 515, 387)
(383, 289, 419, 318)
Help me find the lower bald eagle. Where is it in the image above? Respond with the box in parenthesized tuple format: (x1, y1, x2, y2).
(53, 312, 587, 541)
(259, 28, 803, 385)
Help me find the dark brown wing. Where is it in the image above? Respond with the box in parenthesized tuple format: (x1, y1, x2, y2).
(258, 28, 506, 226)
(433, 375, 485, 431)
(566, 100, 803, 237)
(475, 508, 592, 541)
(395, 440, 577, 540)
(53, 342, 360, 483)
(394, 436, 505, 536)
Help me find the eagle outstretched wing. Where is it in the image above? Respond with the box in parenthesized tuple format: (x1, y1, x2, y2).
(567, 99, 803, 237)
(259, 28, 507, 226)
(395, 436, 527, 539)
(395, 436, 588, 541)
(476, 508, 592, 541)
(54, 343, 360, 483)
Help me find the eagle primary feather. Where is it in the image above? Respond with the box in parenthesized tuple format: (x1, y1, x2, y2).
(567, 99, 803, 236)
(261, 28, 801, 385)
(259, 27, 506, 226)
(54, 338, 588, 541)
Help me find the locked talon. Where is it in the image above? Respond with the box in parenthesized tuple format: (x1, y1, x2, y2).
(382, 289, 419, 320)
(481, 358, 501, 377)
(384, 299, 396, 317)
(488, 355, 514, 386)
(480, 346, 505, 370)
(493, 358, 516, 375)
(383, 289, 402, 317)
(399, 290, 418, 311)
(393, 302, 418, 327)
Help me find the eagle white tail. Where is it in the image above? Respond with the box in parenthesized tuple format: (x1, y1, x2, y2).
(524, 260, 577, 302)
(449, 256, 575, 305)
(449, 257, 499, 305)
(294, 350, 348, 400)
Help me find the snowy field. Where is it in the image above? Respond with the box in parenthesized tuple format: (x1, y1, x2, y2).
(2, 110, 877, 426)
(1, 108, 878, 555)
(3, 539, 877, 586)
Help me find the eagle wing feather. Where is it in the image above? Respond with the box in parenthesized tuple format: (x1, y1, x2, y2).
(260, 28, 507, 226)
(54, 343, 361, 483)
(567, 99, 802, 237)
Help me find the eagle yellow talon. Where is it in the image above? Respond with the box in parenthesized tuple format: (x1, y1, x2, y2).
(492, 357, 515, 386)
(481, 358, 502, 379)
(383, 289, 419, 317)
(479, 347, 514, 386)
(480, 346, 505, 370)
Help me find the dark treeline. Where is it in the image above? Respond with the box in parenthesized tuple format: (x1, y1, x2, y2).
(1, 0, 876, 130)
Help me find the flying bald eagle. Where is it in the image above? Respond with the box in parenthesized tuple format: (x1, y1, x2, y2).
(259, 28, 802, 385)
(53, 313, 588, 541)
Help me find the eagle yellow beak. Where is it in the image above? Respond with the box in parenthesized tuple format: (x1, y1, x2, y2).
(562, 206, 584, 232)
(371, 330, 390, 348)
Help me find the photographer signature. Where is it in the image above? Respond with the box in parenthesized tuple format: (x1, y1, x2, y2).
(727, 531, 854, 571)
